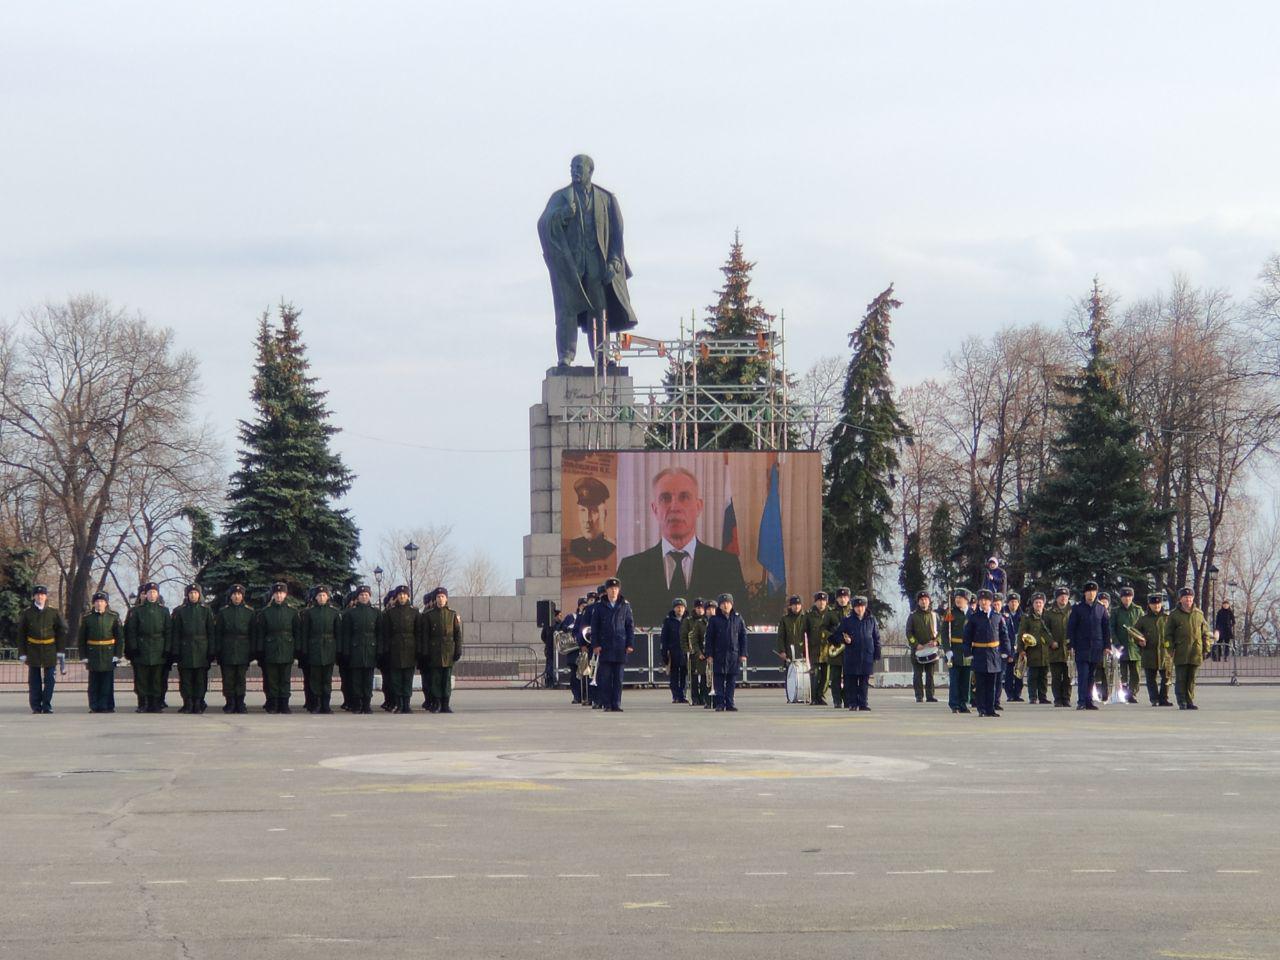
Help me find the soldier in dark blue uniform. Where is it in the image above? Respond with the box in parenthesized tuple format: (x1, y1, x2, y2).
(838, 595, 881, 711)
(704, 592, 748, 711)
(660, 598, 688, 703)
(963, 588, 1010, 717)
(1003, 592, 1025, 702)
(991, 593, 1007, 712)
(589, 578, 634, 712)
(1067, 581, 1110, 710)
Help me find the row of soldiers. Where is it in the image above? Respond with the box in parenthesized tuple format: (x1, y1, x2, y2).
(904, 583, 1214, 713)
(13, 580, 462, 716)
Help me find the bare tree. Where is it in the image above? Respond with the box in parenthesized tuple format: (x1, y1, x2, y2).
(362, 524, 457, 599)
(455, 549, 504, 596)
(793, 355, 845, 453)
(0, 295, 202, 641)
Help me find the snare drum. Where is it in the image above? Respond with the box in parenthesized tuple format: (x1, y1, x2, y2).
(914, 644, 940, 665)
(785, 660, 811, 703)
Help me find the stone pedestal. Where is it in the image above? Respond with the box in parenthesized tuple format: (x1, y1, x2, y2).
(516, 367, 645, 599)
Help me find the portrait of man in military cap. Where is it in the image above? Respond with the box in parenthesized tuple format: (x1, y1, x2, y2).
(568, 475, 616, 563)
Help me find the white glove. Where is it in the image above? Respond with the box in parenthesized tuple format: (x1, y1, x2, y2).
(81, 658, 89, 664)
(57, 652, 65, 661)
(112, 657, 120, 665)
(18, 655, 26, 663)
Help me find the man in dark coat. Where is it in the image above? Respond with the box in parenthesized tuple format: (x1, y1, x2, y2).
(614, 466, 747, 628)
(420, 587, 464, 713)
(1213, 599, 1235, 661)
(838, 595, 882, 711)
(537, 154, 639, 368)
(255, 582, 299, 714)
(659, 599, 688, 703)
(567, 476, 616, 565)
(170, 584, 216, 714)
(125, 581, 170, 713)
(339, 585, 380, 714)
(379, 585, 420, 714)
(943, 588, 972, 714)
(18, 585, 68, 714)
(1067, 581, 1111, 710)
(684, 598, 711, 708)
(300, 585, 341, 714)
(963, 589, 1011, 718)
(214, 584, 254, 714)
(589, 577, 634, 712)
(704, 593, 748, 711)
(78, 591, 123, 713)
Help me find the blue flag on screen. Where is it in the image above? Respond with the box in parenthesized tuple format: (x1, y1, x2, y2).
(757, 462, 786, 596)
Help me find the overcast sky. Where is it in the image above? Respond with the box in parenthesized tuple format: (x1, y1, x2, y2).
(3, 1, 1277, 587)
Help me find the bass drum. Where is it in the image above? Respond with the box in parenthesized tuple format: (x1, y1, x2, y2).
(785, 660, 811, 703)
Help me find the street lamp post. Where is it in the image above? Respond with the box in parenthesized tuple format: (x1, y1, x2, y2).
(373, 566, 384, 609)
(404, 542, 420, 605)
(1205, 564, 1219, 616)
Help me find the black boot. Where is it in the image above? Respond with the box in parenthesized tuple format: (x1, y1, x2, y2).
(400, 696, 413, 713)
(135, 699, 146, 714)
(440, 696, 453, 714)
(222, 699, 233, 713)
(264, 697, 277, 714)
(320, 695, 332, 714)
(235, 697, 247, 714)
(179, 697, 192, 714)
(279, 698, 292, 714)
(360, 698, 373, 714)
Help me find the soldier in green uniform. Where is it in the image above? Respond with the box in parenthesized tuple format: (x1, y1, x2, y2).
(805, 591, 840, 706)
(826, 587, 854, 707)
(905, 589, 941, 703)
(170, 584, 215, 714)
(1043, 586, 1072, 707)
(125, 581, 171, 713)
(256, 582, 299, 713)
(943, 588, 971, 714)
(683, 598, 710, 708)
(214, 584, 254, 714)
(379, 585, 419, 713)
(339, 584, 379, 713)
(1019, 592, 1052, 704)
(1168, 587, 1211, 710)
(78, 591, 123, 712)
(1109, 586, 1143, 703)
(300, 585, 342, 714)
(1134, 592, 1173, 707)
(775, 594, 808, 663)
(420, 586, 464, 713)
(17, 585, 68, 714)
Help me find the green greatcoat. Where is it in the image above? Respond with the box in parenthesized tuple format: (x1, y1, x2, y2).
(78, 610, 123, 670)
(125, 600, 171, 667)
(1168, 607, 1211, 666)
(1110, 602, 1143, 660)
(805, 605, 841, 664)
(420, 605, 463, 668)
(1043, 603, 1072, 664)
(300, 604, 342, 667)
(214, 603, 255, 666)
(17, 605, 69, 668)
(1019, 611, 1052, 668)
(169, 601, 215, 668)
(775, 611, 807, 661)
(378, 604, 419, 670)
(1134, 610, 1171, 670)
(339, 604, 380, 669)
(256, 602, 300, 664)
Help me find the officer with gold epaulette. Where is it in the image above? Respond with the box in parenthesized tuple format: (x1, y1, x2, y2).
(17, 585, 68, 714)
(78, 591, 123, 712)
(1134, 592, 1173, 707)
(1168, 587, 1211, 710)
(125, 581, 170, 713)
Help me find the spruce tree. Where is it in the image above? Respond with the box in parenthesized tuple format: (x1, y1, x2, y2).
(1025, 280, 1169, 590)
(660, 232, 788, 450)
(898, 529, 926, 603)
(200, 304, 359, 599)
(824, 285, 911, 619)
(927, 502, 959, 596)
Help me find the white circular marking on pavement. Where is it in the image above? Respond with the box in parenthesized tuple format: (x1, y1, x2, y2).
(319, 749, 927, 781)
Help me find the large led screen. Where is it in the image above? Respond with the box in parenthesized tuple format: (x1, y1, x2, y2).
(560, 450, 823, 628)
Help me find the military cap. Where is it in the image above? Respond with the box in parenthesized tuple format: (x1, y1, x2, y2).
(229, 583, 246, 595)
(1006, 591, 1020, 601)
(142, 581, 159, 592)
(1119, 586, 1135, 597)
(953, 587, 970, 600)
(852, 595, 868, 605)
(435, 586, 448, 597)
(355, 584, 371, 595)
(1083, 581, 1100, 592)
(393, 584, 409, 596)
(1099, 591, 1111, 602)
(1054, 586, 1070, 597)
(916, 589, 931, 599)
(573, 476, 610, 507)
(312, 584, 330, 595)
(835, 586, 851, 597)
(604, 577, 621, 588)
(1178, 587, 1195, 598)
(813, 591, 828, 601)
(272, 581, 289, 593)
(186, 582, 202, 592)
(32, 584, 49, 595)
(91, 591, 108, 602)
(977, 588, 994, 600)
(693, 597, 706, 607)
(586, 591, 598, 600)
(1147, 593, 1163, 604)
(1030, 591, 1046, 602)
(717, 592, 735, 604)
(788, 594, 803, 605)
(422, 590, 436, 603)
(672, 597, 687, 608)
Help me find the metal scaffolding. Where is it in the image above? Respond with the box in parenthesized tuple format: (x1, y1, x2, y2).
(565, 312, 809, 451)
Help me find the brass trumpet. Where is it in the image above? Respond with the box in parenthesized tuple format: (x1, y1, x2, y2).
(1020, 633, 1038, 648)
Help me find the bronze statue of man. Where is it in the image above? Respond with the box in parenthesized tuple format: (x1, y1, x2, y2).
(537, 155, 638, 368)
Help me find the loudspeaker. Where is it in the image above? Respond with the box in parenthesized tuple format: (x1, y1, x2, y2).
(536, 599, 554, 628)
